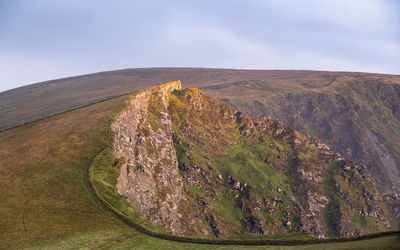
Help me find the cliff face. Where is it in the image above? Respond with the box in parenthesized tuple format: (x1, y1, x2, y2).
(112, 81, 184, 235)
(111, 81, 395, 238)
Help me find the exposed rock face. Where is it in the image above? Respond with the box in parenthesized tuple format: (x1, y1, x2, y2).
(111, 81, 396, 239)
(112, 80, 184, 235)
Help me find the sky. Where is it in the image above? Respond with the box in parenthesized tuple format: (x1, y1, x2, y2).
(0, 0, 399, 92)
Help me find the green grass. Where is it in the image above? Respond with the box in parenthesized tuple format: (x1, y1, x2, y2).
(227, 232, 312, 240)
(108, 234, 400, 250)
(323, 162, 342, 238)
(216, 143, 288, 193)
(148, 89, 165, 132)
(207, 190, 243, 227)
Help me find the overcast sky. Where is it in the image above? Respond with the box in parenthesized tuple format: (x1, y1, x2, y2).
(0, 0, 399, 92)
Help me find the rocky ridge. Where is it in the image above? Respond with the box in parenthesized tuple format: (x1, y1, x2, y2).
(111, 81, 396, 238)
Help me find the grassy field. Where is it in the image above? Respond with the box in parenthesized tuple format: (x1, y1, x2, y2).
(32, 233, 400, 249)
(0, 93, 399, 249)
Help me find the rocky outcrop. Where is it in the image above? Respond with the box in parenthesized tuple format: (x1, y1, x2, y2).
(112, 80, 184, 235)
(110, 81, 395, 239)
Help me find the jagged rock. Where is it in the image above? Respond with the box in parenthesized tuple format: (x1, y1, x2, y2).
(206, 215, 223, 237)
(110, 81, 395, 239)
(242, 215, 265, 234)
(233, 181, 241, 190)
(112, 81, 184, 235)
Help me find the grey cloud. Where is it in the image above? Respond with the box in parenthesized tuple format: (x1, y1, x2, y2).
(0, 0, 399, 92)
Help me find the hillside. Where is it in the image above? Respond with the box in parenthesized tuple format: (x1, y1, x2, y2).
(106, 81, 395, 239)
(206, 76, 400, 194)
(1, 68, 398, 132)
(0, 95, 129, 248)
(1, 68, 400, 195)
(1, 67, 303, 131)
(0, 82, 399, 248)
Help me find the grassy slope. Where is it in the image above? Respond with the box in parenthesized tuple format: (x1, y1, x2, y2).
(170, 88, 394, 237)
(0, 91, 399, 249)
(0, 95, 130, 248)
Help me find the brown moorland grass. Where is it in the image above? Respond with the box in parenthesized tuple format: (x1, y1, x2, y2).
(2, 68, 400, 132)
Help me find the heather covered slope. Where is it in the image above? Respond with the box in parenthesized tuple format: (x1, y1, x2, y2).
(110, 81, 396, 239)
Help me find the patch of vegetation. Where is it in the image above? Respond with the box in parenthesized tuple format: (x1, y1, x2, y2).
(216, 143, 289, 195)
(208, 190, 243, 227)
(227, 232, 312, 240)
(148, 90, 165, 131)
(323, 161, 343, 238)
(322, 160, 390, 237)
(205, 142, 295, 233)
(174, 142, 193, 171)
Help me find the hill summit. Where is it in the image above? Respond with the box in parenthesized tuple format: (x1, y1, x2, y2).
(110, 81, 395, 238)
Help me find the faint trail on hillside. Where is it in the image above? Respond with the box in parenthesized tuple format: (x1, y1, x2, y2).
(326, 76, 337, 86)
